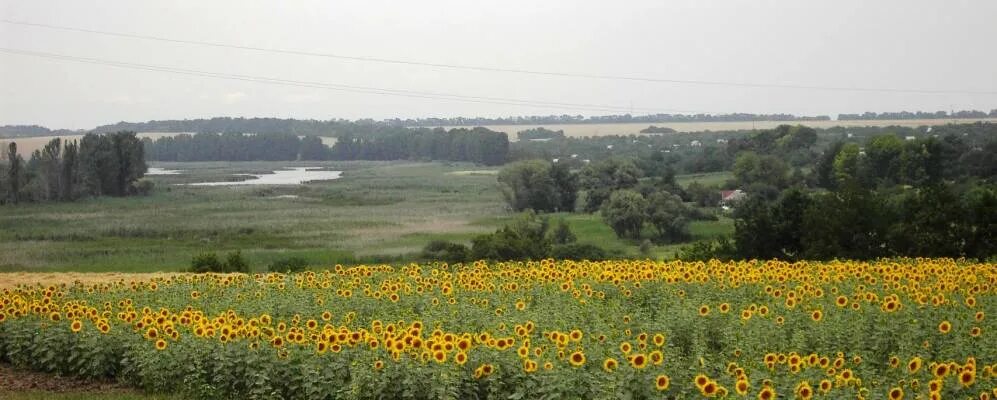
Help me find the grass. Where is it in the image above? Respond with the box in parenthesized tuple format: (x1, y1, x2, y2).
(552, 212, 733, 259)
(0, 161, 736, 272)
(675, 171, 733, 187)
(0, 161, 507, 272)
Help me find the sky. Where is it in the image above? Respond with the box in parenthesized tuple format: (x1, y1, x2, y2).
(1, 0, 996, 129)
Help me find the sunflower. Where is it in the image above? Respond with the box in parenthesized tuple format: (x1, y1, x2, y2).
(933, 363, 949, 378)
(699, 305, 710, 316)
(694, 374, 710, 389)
(629, 353, 648, 369)
(796, 381, 813, 400)
(569, 351, 586, 367)
(810, 310, 823, 322)
(454, 351, 468, 365)
(938, 320, 952, 334)
(757, 386, 776, 400)
(70, 320, 83, 333)
(735, 379, 749, 395)
(619, 342, 632, 354)
(701, 381, 718, 397)
(154, 339, 167, 351)
(655, 374, 670, 391)
(970, 327, 982, 337)
(909, 357, 923, 373)
(373, 360, 384, 370)
(603, 358, 618, 372)
(649, 350, 663, 365)
(959, 369, 975, 387)
(652, 333, 665, 347)
(818, 379, 832, 393)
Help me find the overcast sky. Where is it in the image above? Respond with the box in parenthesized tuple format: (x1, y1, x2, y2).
(1, 0, 996, 129)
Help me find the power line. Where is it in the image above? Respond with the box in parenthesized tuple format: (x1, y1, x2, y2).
(3, 19, 995, 96)
(0, 47, 712, 115)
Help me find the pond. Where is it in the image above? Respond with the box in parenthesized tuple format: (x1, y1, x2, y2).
(185, 167, 343, 186)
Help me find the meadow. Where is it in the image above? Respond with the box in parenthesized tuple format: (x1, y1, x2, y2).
(0, 161, 732, 272)
(0, 259, 992, 399)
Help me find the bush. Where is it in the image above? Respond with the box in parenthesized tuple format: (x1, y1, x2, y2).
(421, 240, 470, 264)
(190, 253, 222, 273)
(190, 251, 249, 273)
(131, 179, 155, 196)
(676, 237, 736, 261)
(224, 251, 249, 273)
(550, 243, 609, 261)
(267, 257, 309, 273)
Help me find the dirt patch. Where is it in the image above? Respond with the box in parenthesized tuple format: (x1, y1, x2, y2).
(0, 363, 127, 393)
(0, 272, 194, 290)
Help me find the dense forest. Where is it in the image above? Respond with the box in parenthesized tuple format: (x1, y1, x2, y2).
(0, 132, 148, 204)
(487, 122, 997, 261)
(141, 127, 509, 165)
(331, 127, 509, 165)
(143, 133, 326, 161)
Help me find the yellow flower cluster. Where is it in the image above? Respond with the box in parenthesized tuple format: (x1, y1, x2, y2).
(0, 258, 993, 398)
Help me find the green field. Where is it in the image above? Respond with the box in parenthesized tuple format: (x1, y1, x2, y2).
(675, 171, 734, 187)
(0, 162, 733, 272)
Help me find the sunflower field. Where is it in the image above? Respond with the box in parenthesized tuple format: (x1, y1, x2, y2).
(0, 259, 994, 399)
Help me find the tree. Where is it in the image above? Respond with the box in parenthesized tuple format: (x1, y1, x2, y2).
(60, 141, 79, 201)
(37, 138, 62, 201)
(600, 190, 647, 239)
(687, 181, 721, 207)
(732, 196, 778, 259)
(769, 188, 812, 259)
(471, 212, 553, 261)
(112, 132, 147, 196)
(865, 135, 903, 185)
(815, 141, 844, 189)
(548, 162, 578, 212)
(497, 160, 558, 212)
(733, 152, 789, 189)
(579, 158, 642, 212)
(6, 143, 23, 203)
(299, 136, 330, 160)
(832, 143, 862, 187)
(550, 219, 577, 244)
(645, 191, 689, 243)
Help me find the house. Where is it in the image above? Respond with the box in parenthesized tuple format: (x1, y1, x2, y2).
(690, 140, 702, 147)
(720, 190, 746, 207)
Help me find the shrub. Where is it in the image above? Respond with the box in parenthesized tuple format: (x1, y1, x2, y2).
(131, 179, 155, 196)
(190, 253, 222, 273)
(550, 243, 608, 261)
(267, 257, 309, 273)
(224, 251, 249, 273)
(421, 240, 470, 264)
(190, 251, 249, 273)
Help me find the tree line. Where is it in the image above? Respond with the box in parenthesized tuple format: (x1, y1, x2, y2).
(0, 132, 148, 204)
(331, 127, 509, 166)
(143, 133, 326, 161)
(838, 109, 997, 120)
